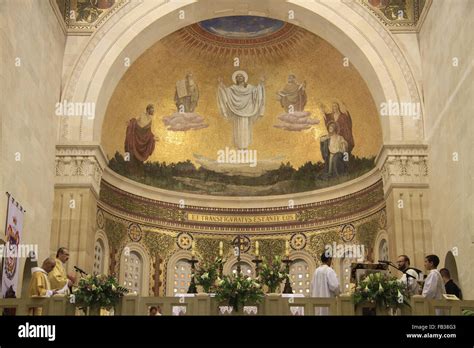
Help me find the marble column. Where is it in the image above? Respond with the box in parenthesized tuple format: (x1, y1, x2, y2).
(50, 144, 107, 274)
(376, 144, 432, 271)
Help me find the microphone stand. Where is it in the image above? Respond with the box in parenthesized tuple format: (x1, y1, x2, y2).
(74, 266, 88, 277)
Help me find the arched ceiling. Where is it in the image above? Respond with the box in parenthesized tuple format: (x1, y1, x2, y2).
(101, 16, 382, 196)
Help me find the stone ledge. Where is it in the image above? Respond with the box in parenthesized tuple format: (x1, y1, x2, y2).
(55, 144, 108, 196)
(375, 144, 429, 196)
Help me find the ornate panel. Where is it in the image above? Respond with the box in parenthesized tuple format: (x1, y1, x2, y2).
(99, 179, 385, 233)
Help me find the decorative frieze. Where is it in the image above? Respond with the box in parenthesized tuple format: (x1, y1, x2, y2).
(376, 144, 429, 196)
(98, 179, 385, 232)
(55, 144, 108, 196)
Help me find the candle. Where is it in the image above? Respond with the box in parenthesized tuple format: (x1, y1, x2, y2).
(219, 241, 223, 257)
(285, 240, 290, 257)
(191, 241, 196, 257)
(255, 241, 259, 256)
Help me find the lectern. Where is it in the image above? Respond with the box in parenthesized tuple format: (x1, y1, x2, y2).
(350, 262, 388, 284)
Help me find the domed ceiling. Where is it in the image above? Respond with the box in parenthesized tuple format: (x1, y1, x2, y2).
(102, 16, 382, 196)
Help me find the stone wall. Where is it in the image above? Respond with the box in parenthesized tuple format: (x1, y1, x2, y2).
(0, 0, 66, 295)
(419, 0, 474, 299)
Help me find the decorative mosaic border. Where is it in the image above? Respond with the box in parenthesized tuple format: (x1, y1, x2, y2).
(98, 179, 385, 232)
(360, 0, 430, 32)
(100, 206, 386, 296)
(64, 0, 130, 34)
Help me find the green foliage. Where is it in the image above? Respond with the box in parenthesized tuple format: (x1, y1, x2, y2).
(352, 272, 410, 310)
(194, 257, 223, 293)
(215, 273, 264, 312)
(108, 152, 375, 196)
(259, 256, 288, 293)
(72, 274, 128, 311)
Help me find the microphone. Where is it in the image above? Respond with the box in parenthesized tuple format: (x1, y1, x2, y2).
(74, 266, 88, 275)
(378, 260, 390, 264)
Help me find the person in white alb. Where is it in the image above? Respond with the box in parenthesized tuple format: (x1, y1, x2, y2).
(422, 254, 446, 315)
(396, 255, 420, 295)
(310, 252, 340, 315)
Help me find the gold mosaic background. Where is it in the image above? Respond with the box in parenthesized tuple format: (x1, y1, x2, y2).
(101, 208, 385, 296)
(102, 21, 382, 168)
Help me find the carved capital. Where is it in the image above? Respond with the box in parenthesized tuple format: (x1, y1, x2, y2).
(55, 144, 108, 196)
(376, 144, 429, 195)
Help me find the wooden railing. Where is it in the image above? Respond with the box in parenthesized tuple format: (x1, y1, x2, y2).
(1, 294, 473, 316)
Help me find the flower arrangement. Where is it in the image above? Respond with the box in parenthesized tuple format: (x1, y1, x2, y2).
(215, 273, 264, 312)
(195, 257, 223, 293)
(71, 274, 128, 311)
(259, 255, 288, 293)
(352, 272, 410, 310)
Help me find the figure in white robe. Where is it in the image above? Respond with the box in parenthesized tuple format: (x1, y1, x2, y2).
(422, 269, 446, 315)
(310, 264, 340, 315)
(217, 70, 265, 149)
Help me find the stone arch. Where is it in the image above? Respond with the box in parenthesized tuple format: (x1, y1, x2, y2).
(59, 0, 423, 144)
(119, 242, 151, 296)
(94, 229, 110, 275)
(20, 251, 38, 298)
(166, 249, 193, 296)
(223, 253, 255, 277)
(444, 251, 460, 285)
(289, 250, 317, 276)
(374, 229, 389, 262)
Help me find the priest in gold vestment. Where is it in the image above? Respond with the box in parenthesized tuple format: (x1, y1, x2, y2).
(28, 257, 57, 315)
(49, 247, 73, 293)
(28, 258, 56, 298)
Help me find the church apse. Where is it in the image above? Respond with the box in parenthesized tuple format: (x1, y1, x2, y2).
(102, 16, 382, 196)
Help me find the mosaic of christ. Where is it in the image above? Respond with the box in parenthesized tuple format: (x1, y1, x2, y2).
(102, 16, 382, 196)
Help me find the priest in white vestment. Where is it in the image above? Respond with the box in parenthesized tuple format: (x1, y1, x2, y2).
(310, 252, 340, 315)
(396, 255, 420, 295)
(217, 70, 265, 149)
(422, 254, 446, 315)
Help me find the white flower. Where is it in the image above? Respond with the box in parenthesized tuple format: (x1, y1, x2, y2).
(91, 284, 97, 291)
(202, 272, 209, 279)
(111, 285, 116, 291)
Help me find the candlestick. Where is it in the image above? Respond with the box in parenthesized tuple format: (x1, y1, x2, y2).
(282, 258, 293, 294)
(252, 256, 262, 277)
(255, 241, 259, 256)
(187, 257, 199, 294)
(191, 241, 196, 257)
(285, 240, 290, 257)
(219, 241, 223, 257)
